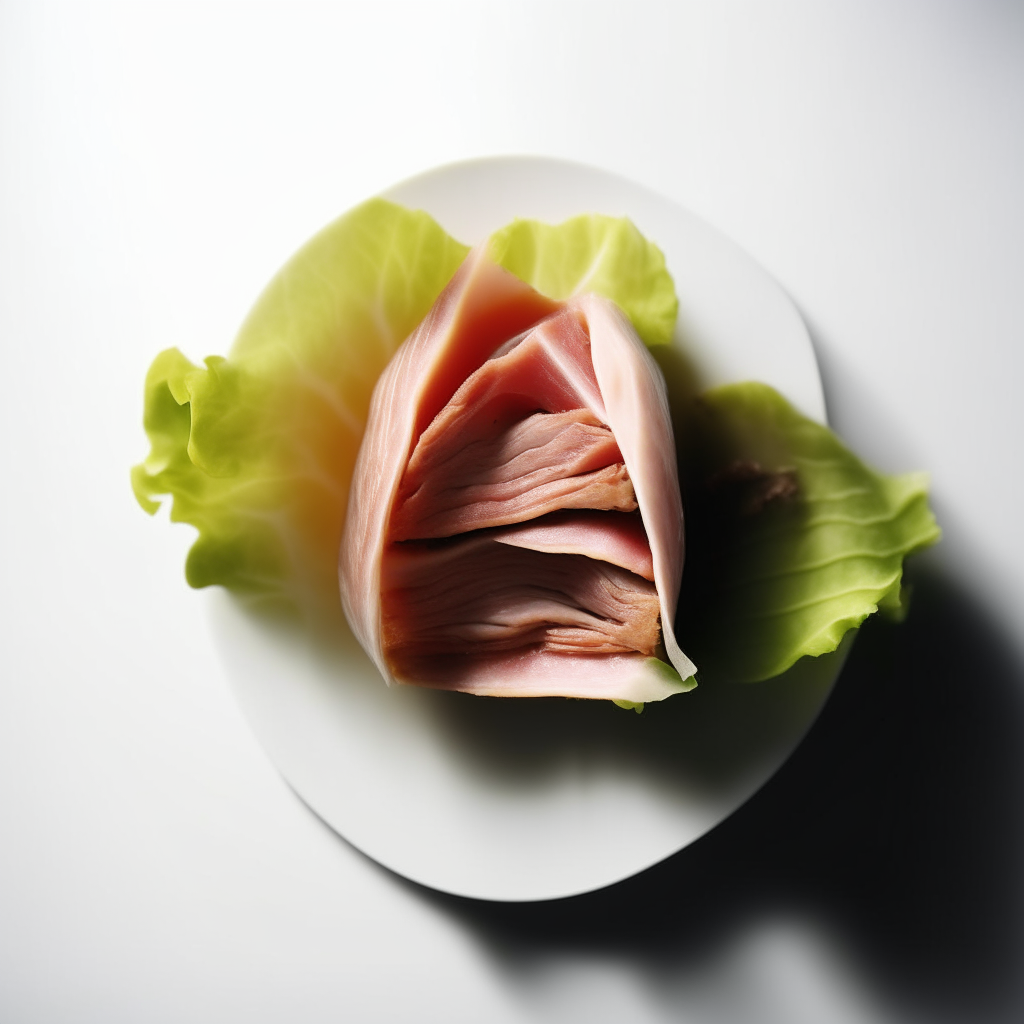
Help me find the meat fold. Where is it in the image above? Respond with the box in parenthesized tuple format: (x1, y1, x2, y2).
(383, 532, 661, 661)
(390, 311, 648, 537)
(489, 510, 655, 582)
(340, 247, 697, 702)
(390, 407, 635, 540)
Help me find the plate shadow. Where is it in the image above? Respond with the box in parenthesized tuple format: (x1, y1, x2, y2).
(405, 540, 1024, 1023)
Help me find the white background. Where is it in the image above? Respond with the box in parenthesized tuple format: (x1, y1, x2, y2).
(1, 2, 1022, 1022)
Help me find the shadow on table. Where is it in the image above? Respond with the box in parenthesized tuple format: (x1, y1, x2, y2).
(405, 559, 1024, 1023)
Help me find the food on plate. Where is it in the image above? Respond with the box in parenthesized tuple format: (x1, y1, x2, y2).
(340, 247, 697, 702)
(131, 201, 470, 623)
(131, 197, 939, 706)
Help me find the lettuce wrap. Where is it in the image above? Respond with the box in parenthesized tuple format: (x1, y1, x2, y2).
(132, 198, 939, 699)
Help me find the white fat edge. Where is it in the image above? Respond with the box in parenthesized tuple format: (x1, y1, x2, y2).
(576, 293, 698, 684)
(392, 653, 690, 702)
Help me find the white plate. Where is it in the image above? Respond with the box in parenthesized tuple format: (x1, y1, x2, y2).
(212, 156, 840, 902)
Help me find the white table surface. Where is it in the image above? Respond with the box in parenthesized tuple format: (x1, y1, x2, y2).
(2, 3, 1022, 1022)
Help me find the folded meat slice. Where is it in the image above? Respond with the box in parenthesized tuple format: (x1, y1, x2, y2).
(490, 510, 655, 581)
(382, 528, 661, 662)
(340, 248, 697, 702)
(391, 309, 637, 539)
(390, 407, 635, 540)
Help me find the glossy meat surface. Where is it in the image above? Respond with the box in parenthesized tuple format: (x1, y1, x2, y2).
(383, 535, 660, 659)
(340, 249, 696, 701)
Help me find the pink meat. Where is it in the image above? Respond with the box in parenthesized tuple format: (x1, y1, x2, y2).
(391, 408, 636, 540)
(489, 510, 655, 581)
(580, 293, 694, 683)
(391, 310, 634, 538)
(340, 248, 697, 703)
(383, 650, 684, 701)
(382, 535, 660, 661)
(340, 248, 559, 662)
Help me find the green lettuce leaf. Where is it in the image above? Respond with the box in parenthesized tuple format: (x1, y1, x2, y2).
(132, 198, 469, 622)
(132, 201, 682, 626)
(488, 214, 678, 347)
(132, 197, 939, 690)
(675, 382, 941, 682)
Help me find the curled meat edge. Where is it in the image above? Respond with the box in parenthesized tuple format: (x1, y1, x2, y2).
(339, 248, 697, 702)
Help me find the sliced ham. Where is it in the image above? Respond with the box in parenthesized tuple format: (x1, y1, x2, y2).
(382, 535, 660, 661)
(489, 510, 655, 581)
(340, 247, 697, 703)
(389, 408, 635, 540)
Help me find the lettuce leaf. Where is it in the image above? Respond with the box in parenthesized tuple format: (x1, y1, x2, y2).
(132, 199, 469, 622)
(132, 201, 684, 626)
(675, 382, 941, 682)
(132, 198, 939, 688)
(488, 214, 678, 347)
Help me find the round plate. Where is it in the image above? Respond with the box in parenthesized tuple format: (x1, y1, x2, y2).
(212, 156, 840, 902)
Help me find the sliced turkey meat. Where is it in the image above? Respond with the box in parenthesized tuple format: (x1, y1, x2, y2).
(390, 407, 635, 540)
(382, 530, 661, 662)
(340, 247, 697, 702)
(489, 509, 655, 581)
